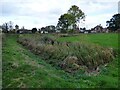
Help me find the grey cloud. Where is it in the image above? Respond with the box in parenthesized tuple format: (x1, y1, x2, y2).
(49, 8, 63, 16)
(1, 1, 35, 17)
(1, 2, 20, 16)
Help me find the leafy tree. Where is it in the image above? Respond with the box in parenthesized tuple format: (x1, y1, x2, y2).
(2, 21, 14, 33)
(41, 27, 46, 33)
(57, 5, 85, 33)
(32, 28, 37, 33)
(106, 14, 120, 32)
(45, 25, 56, 33)
(2, 23, 8, 33)
(67, 5, 85, 30)
(38, 29, 41, 33)
(57, 13, 74, 33)
(15, 25, 19, 29)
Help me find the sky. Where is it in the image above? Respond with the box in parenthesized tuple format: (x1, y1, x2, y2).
(0, 0, 119, 29)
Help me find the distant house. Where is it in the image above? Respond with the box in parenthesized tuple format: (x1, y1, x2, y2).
(102, 28, 109, 33)
(17, 29, 32, 34)
(40, 31, 48, 34)
(92, 25, 103, 33)
(90, 25, 109, 33)
(86, 30, 91, 33)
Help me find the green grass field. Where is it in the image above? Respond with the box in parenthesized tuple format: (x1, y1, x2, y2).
(2, 33, 119, 88)
(57, 33, 118, 49)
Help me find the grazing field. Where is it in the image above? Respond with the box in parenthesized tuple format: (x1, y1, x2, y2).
(2, 33, 119, 88)
(57, 33, 118, 49)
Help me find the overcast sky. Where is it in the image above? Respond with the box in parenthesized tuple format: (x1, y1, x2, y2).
(0, 0, 119, 29)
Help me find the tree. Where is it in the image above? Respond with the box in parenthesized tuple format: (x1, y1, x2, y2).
(106, 14, 120, 32)
(56, 5, 85, 33)
(45, 25, 56, 33)
(57, 13, 74, 33)
(41, 27, 46, 33)
(32, 28, 37, 33)
(15, 25, 19, 30)
(67, 5, 85, 30)
(8, 21, 13, 31)
(1, 21, 14, 33)
(2, 23, 9, 33)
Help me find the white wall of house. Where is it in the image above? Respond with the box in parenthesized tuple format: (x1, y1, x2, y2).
(91, 31, 96, 33)
(45, 31, 48, 33)
(84, 31, 88, 34)
(40, 31, 48, 34)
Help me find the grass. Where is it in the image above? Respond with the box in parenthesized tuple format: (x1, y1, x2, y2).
(57, 33, 118, 49)
(2, 34, 76, 88)
(2, 33, 119, 88)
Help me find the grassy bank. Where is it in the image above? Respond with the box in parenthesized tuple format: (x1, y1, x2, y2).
(2, 33, 119, 88)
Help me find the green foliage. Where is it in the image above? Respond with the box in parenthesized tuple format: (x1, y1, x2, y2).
(57, 5, 85, 33)
(57, 14, 73, 33)
(106, 13, 120, 32)
(32, 28, 37, 33)
(45, 25, 56, 33)
(68, 5, 85, 24)
(57, 33, 118, 49)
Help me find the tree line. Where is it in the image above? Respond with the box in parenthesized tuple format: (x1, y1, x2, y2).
(1, 5, 120, 33)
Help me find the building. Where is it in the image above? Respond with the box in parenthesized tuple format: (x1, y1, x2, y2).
(90, 25, 109, 33)
(102, 28, 109, 33)
(17, 29, 32, 34)
(91, 25, 103, 33)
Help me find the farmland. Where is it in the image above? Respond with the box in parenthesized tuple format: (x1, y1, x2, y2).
(2, 33, 119, 88)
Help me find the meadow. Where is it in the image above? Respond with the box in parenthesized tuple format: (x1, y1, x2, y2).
(2, 33, 119, 88)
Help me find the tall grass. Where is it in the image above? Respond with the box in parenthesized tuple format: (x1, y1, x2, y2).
(17, 34, 115, 73)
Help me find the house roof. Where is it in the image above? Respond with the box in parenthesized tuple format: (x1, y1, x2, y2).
(17, 29, 31, 31)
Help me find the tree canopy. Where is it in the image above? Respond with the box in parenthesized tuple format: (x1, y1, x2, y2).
(106, 14, 120, 32)
(2, 21, 14, 33)
(57, 5, 85, 33)
(32, 28, 37, 33)
(57, 14, 74, 33)
(68, 5, 85, 24)
(45, 25, 56, 33)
